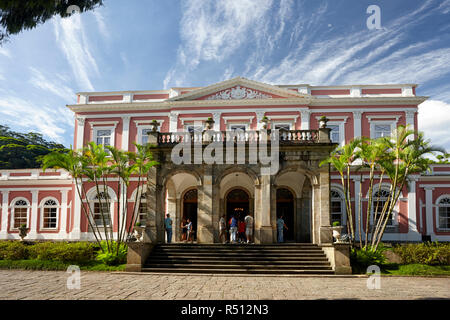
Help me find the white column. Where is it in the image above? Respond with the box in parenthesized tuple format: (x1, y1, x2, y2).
(212, 111, 221, 131)
(28, 190, 39, 239)
(121, 116, 130, 151)
(300, 110, 311, 130)
(353, 111, 362, 138)
(405, 110, 416, 141)
(169, 112, 179, 132)
(75, 116, 86, 150)
(353, 176, 363, 241)
(71, 183, 82, 240)
(60, 189, 69, 236)
(0, 191, 9, 238)
(424, 186, 435, 240)
(407, 177, 421, 240)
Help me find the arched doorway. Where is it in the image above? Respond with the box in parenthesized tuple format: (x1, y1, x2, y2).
(182, 189, 197, 241)
(276, 188, 295, 242)
(226, 188, 250, 226)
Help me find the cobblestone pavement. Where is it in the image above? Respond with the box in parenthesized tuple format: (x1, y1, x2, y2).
(0, 270, 448, 300)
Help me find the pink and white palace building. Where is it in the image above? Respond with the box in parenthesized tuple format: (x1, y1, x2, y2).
(0, 77, 449, 243)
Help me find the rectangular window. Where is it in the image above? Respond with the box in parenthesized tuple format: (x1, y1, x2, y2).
(96, 129, 112, 147)
(374, 124, 391, 138)
(331, 200, 343, 225)
(43, 207, 58, 229)
(141, 128, 152, 145)
(439, 207, 450, 229)
(274, 124, 290, 131)
(13, 208, 28, 229)
(138, 202, 147, 224)
(186, 125, 202, 133)
(229, 125, 247, 131)
(328, 125, 340, 143)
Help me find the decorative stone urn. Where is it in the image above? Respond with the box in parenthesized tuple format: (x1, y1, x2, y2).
(319, 116, 329, 129)
(332, 226, 343, 243)
(133, 225, 146, 242)
(150, 119, 160, 132)
(260, 116, 269, 129)
(205, 117, 215, 130)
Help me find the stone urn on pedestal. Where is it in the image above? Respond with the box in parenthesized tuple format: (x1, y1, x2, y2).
(319, 115, 329, 129)
(331, 221, 343, 243)
(150, 119, 160, 132)
(260, 116, 269, 130)
(133, 223, 145, 242)
(205, 117, 215, 130)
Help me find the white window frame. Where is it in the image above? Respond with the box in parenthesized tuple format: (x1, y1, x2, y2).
(367, 116, 400, 139)
(327, 121, 345, 146)
(40, 197, 60, 230)
(330, 186, 347, 227)
(10, 197, 30, 230)
(435, 194, 450, 231)
(129, 187, 148, 224)
(90, 121, 118, 148)
(227, 122, 250, 131)
(272, 122, 293, 131)
(86, 187, 117, 228)
(135, 120, 165, 145)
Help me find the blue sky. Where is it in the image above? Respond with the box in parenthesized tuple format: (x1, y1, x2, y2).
(0, 0, 449, 150)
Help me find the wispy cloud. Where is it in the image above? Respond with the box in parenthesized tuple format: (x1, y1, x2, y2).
(53, 13, 99, 91)
(29, 67, 75, 101)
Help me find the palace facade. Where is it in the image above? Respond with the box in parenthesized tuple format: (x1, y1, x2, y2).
(0, 77, 449, 244)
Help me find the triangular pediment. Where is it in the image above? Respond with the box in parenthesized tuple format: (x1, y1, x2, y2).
(168, 77, 308, 101)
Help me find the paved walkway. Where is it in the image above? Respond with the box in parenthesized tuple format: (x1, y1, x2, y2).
(0, 270, 448, 300)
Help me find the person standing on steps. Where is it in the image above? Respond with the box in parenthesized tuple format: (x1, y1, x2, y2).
(186, 218, 193, 242)
(230, 214, 238, 243)
(165, 214, 173, 244)
(180, 218, 187, 241)
(244, 212, 254, 243)
(277, 215, 288, 243)
(219, 214, 227, 244)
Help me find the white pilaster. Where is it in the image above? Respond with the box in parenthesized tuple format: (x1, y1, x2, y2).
(300, 110, 311, 130)
(71, 183, 82, 240)
(122, 116, 130, 151)
(169, 112, 179, 132)
(405, 110, 416, 141)
(353, 176, 363, 241)
(28, 190, 39, 238)
(256, 111, 265, 130)
(0, 191, 9, 237)
(353, 111, 362, 138)
(407, 177, 421, 240)
(424, 186, 435, 240)
(75, 116, 86, 150)
(350, 86, 361, 97)
(212, 111, 221, 131)
(60, 189, 69, 236)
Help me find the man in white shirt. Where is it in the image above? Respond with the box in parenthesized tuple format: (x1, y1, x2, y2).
(244, 213, 254, 243)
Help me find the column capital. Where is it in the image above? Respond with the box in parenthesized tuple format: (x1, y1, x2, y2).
(76, 116, 86, 126)
(423, 186, 435, 191)
(352, 110, 362, 120)
(300, 109, 311, 117)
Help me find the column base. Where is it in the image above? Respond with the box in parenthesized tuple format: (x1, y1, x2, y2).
(197, 226, 214, 243)
(256, 226, 274, 244)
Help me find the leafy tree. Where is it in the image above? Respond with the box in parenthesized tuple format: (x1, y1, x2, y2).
(0, 0, 103, 44)
(0, 125, 67, 169)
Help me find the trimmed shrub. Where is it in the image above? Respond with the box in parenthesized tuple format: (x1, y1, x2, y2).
(0, 241, 30, 260)
(28, 242, 97, 263)
(95, 241, 128, 266)
(392, 242, 450, 266)
(350, 245, 387, 274)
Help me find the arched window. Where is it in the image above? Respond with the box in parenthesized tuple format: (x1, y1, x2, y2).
(42, 199, 59, 229)
(373, 189, 394, 226)
(12, 199, 29, 229)
(92, 192, 111, 227)
(437, 196, 450, 230)
(331, 190, 346, 226)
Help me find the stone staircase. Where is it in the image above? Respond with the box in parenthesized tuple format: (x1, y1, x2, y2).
(142, 243, 334, 274)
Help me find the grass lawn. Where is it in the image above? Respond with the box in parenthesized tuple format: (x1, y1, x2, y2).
(0, 259, 126, 272)
(380, 263, 450, 276)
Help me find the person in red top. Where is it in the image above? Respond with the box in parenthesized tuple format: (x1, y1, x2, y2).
(238, 219, 246, 243)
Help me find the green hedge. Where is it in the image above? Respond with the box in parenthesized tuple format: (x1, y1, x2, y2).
(392, 242, 450, 265)
(0, 241, 99, 263)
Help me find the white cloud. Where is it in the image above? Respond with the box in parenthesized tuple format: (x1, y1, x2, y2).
(53, 13, 99, 91)
(29, 67, 75, 101)
(418, 100, 450, 151)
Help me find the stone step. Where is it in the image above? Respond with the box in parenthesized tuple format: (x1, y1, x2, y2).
(147, 256, 329, 262)
(146, 259, 330, 266)
(141, 267, 335, 275)
(150, 251, 327, 257)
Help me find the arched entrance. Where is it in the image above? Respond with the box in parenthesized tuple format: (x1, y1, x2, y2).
(276, 188, 295, 242)
(183, 189, 197, 241)
(226, 188, 250, 226)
